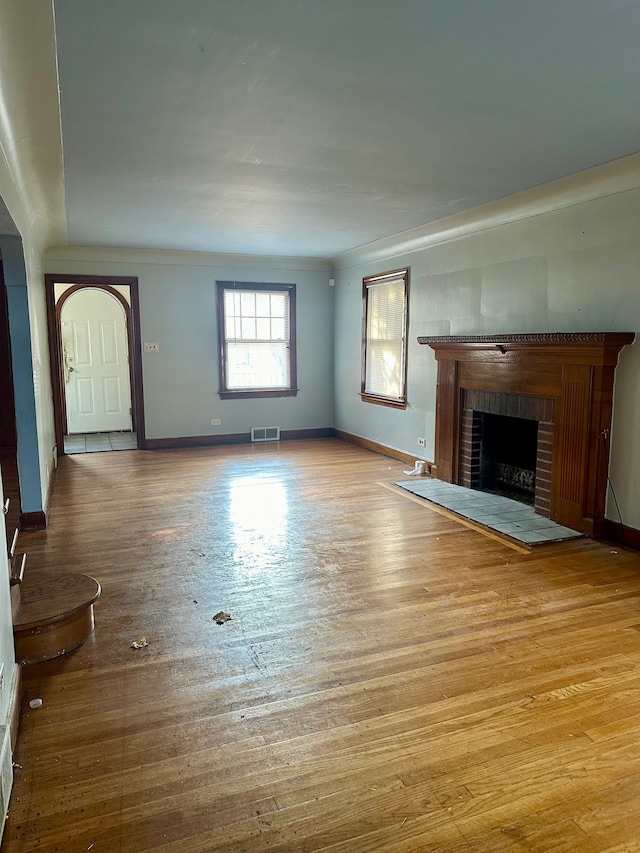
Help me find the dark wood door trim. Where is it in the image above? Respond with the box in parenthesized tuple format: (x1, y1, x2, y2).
(45, 274, 146, 454)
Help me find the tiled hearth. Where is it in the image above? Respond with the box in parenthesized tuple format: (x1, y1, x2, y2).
(395, 479, 581, 545)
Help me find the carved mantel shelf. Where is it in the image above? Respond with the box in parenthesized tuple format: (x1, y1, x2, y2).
(418, 332, 635, 356)
(418, 332, 635, 537)
(419, 333, 632, 342)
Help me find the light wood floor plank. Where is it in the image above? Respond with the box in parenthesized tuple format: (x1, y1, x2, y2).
(4, 439, 640, 852)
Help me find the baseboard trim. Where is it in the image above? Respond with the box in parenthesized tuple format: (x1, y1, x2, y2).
(19, 511, 46, 531)
(280, 428, 334, 441)
(146, 434, 250, 450)
(603, 519, 640, 551)
(334, 429, 433, 471)
(144, 428, 431, 468)
(146, 428, 335, 451)
(44, 457, 57, 517)
(8, 665, 22, 750)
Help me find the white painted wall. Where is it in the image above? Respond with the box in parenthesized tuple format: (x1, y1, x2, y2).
(333, 181, 640, 529)
(0, 0, 63, 512)
(0, 472, 17, 743)
(45, 248, 334, 439)
(0, 0, 61, 752)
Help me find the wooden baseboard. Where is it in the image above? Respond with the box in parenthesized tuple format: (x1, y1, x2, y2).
(145, 428, 334, 451)
(146, 433, 250, 450)
(19, 511, 46, 531)
(143, 428, 429, 470)
(334, 429, 433, 472)
(44, 456, 57, 516)
(8, 664, 22, 750)
(280, 428, 334, 441)
(10, 584, 20, 622)
(603, 519, 640, 551)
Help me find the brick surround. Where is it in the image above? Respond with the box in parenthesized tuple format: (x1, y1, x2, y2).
(459, 389, 554, 517)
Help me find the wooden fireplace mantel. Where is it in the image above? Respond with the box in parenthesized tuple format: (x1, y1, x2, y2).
(418, 332, 635, 537)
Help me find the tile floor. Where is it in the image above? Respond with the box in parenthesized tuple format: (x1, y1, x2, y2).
(395, 478, 582, 545)
(64, 431, 138, 454)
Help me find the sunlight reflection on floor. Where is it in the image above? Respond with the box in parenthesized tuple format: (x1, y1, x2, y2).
(229, 475, 289, 576)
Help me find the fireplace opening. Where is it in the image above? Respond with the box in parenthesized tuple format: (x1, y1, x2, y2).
(477, 413, 539, 506)
(460, 391, 554, 517)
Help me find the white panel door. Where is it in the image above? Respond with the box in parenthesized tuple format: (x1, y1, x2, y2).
(61, 289, 133, 434)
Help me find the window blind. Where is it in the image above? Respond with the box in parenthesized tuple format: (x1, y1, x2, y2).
(364, 277, 406, 400)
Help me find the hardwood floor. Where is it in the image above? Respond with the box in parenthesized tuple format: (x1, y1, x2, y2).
(3, 438, 640, 852)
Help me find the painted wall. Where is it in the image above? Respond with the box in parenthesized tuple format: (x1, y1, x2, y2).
(0, 238, 45, 512)
(45, 248, 334, 440)
(0, 234, 56, 516)
(0, 0, 63, 515)
(0, 471, 16, 731)
(333, 184, 640, 529)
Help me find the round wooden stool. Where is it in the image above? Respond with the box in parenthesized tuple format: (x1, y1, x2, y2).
(13, 572, 101, 665)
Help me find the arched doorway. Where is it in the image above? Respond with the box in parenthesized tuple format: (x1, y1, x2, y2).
(46, 275, 146, 455)
(61, 287, 132, 448)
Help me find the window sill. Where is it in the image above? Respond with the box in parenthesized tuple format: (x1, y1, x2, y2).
(219, 388, 299, 400)
(360, 393, 407, 409)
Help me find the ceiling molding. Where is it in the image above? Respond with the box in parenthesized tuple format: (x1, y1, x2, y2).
(45, 245, 332, 272)
(332, 153, 640, 271)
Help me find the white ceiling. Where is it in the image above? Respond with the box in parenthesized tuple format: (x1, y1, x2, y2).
(53, 0, 640, 258)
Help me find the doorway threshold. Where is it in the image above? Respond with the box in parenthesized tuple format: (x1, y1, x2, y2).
(64, 432, 137, 454)
(394, 479, 582, 546)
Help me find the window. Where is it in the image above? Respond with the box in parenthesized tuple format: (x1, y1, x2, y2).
(217, 281, 297, 399)
(361, 268, 409, 408)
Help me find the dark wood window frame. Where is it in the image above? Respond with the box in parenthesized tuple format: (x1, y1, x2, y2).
(216, 281, 298, 400)
(361, 267, 409, 409)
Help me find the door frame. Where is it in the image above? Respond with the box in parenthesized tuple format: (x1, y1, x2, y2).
(45, 274, 147, 454)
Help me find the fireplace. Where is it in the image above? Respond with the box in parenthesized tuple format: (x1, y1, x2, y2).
(418, 333, 634, 537)
(459, 390, 553, 514)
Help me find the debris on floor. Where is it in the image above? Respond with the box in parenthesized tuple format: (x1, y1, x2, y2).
(130, 637, 149, 649)
(213, 611, 232, 625)
(29, 698, 43, 709)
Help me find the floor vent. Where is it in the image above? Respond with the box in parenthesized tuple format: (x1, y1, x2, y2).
(0, 726, 12, 841)
(251, 426, 281, 443)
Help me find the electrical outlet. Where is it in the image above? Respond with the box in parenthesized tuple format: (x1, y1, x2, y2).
(143, 342, 159, 353)
(417, 437, 426, 447)
(210, 419, 221, 426)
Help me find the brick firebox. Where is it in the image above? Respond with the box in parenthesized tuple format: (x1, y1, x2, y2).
(458, 389, 554, 517)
